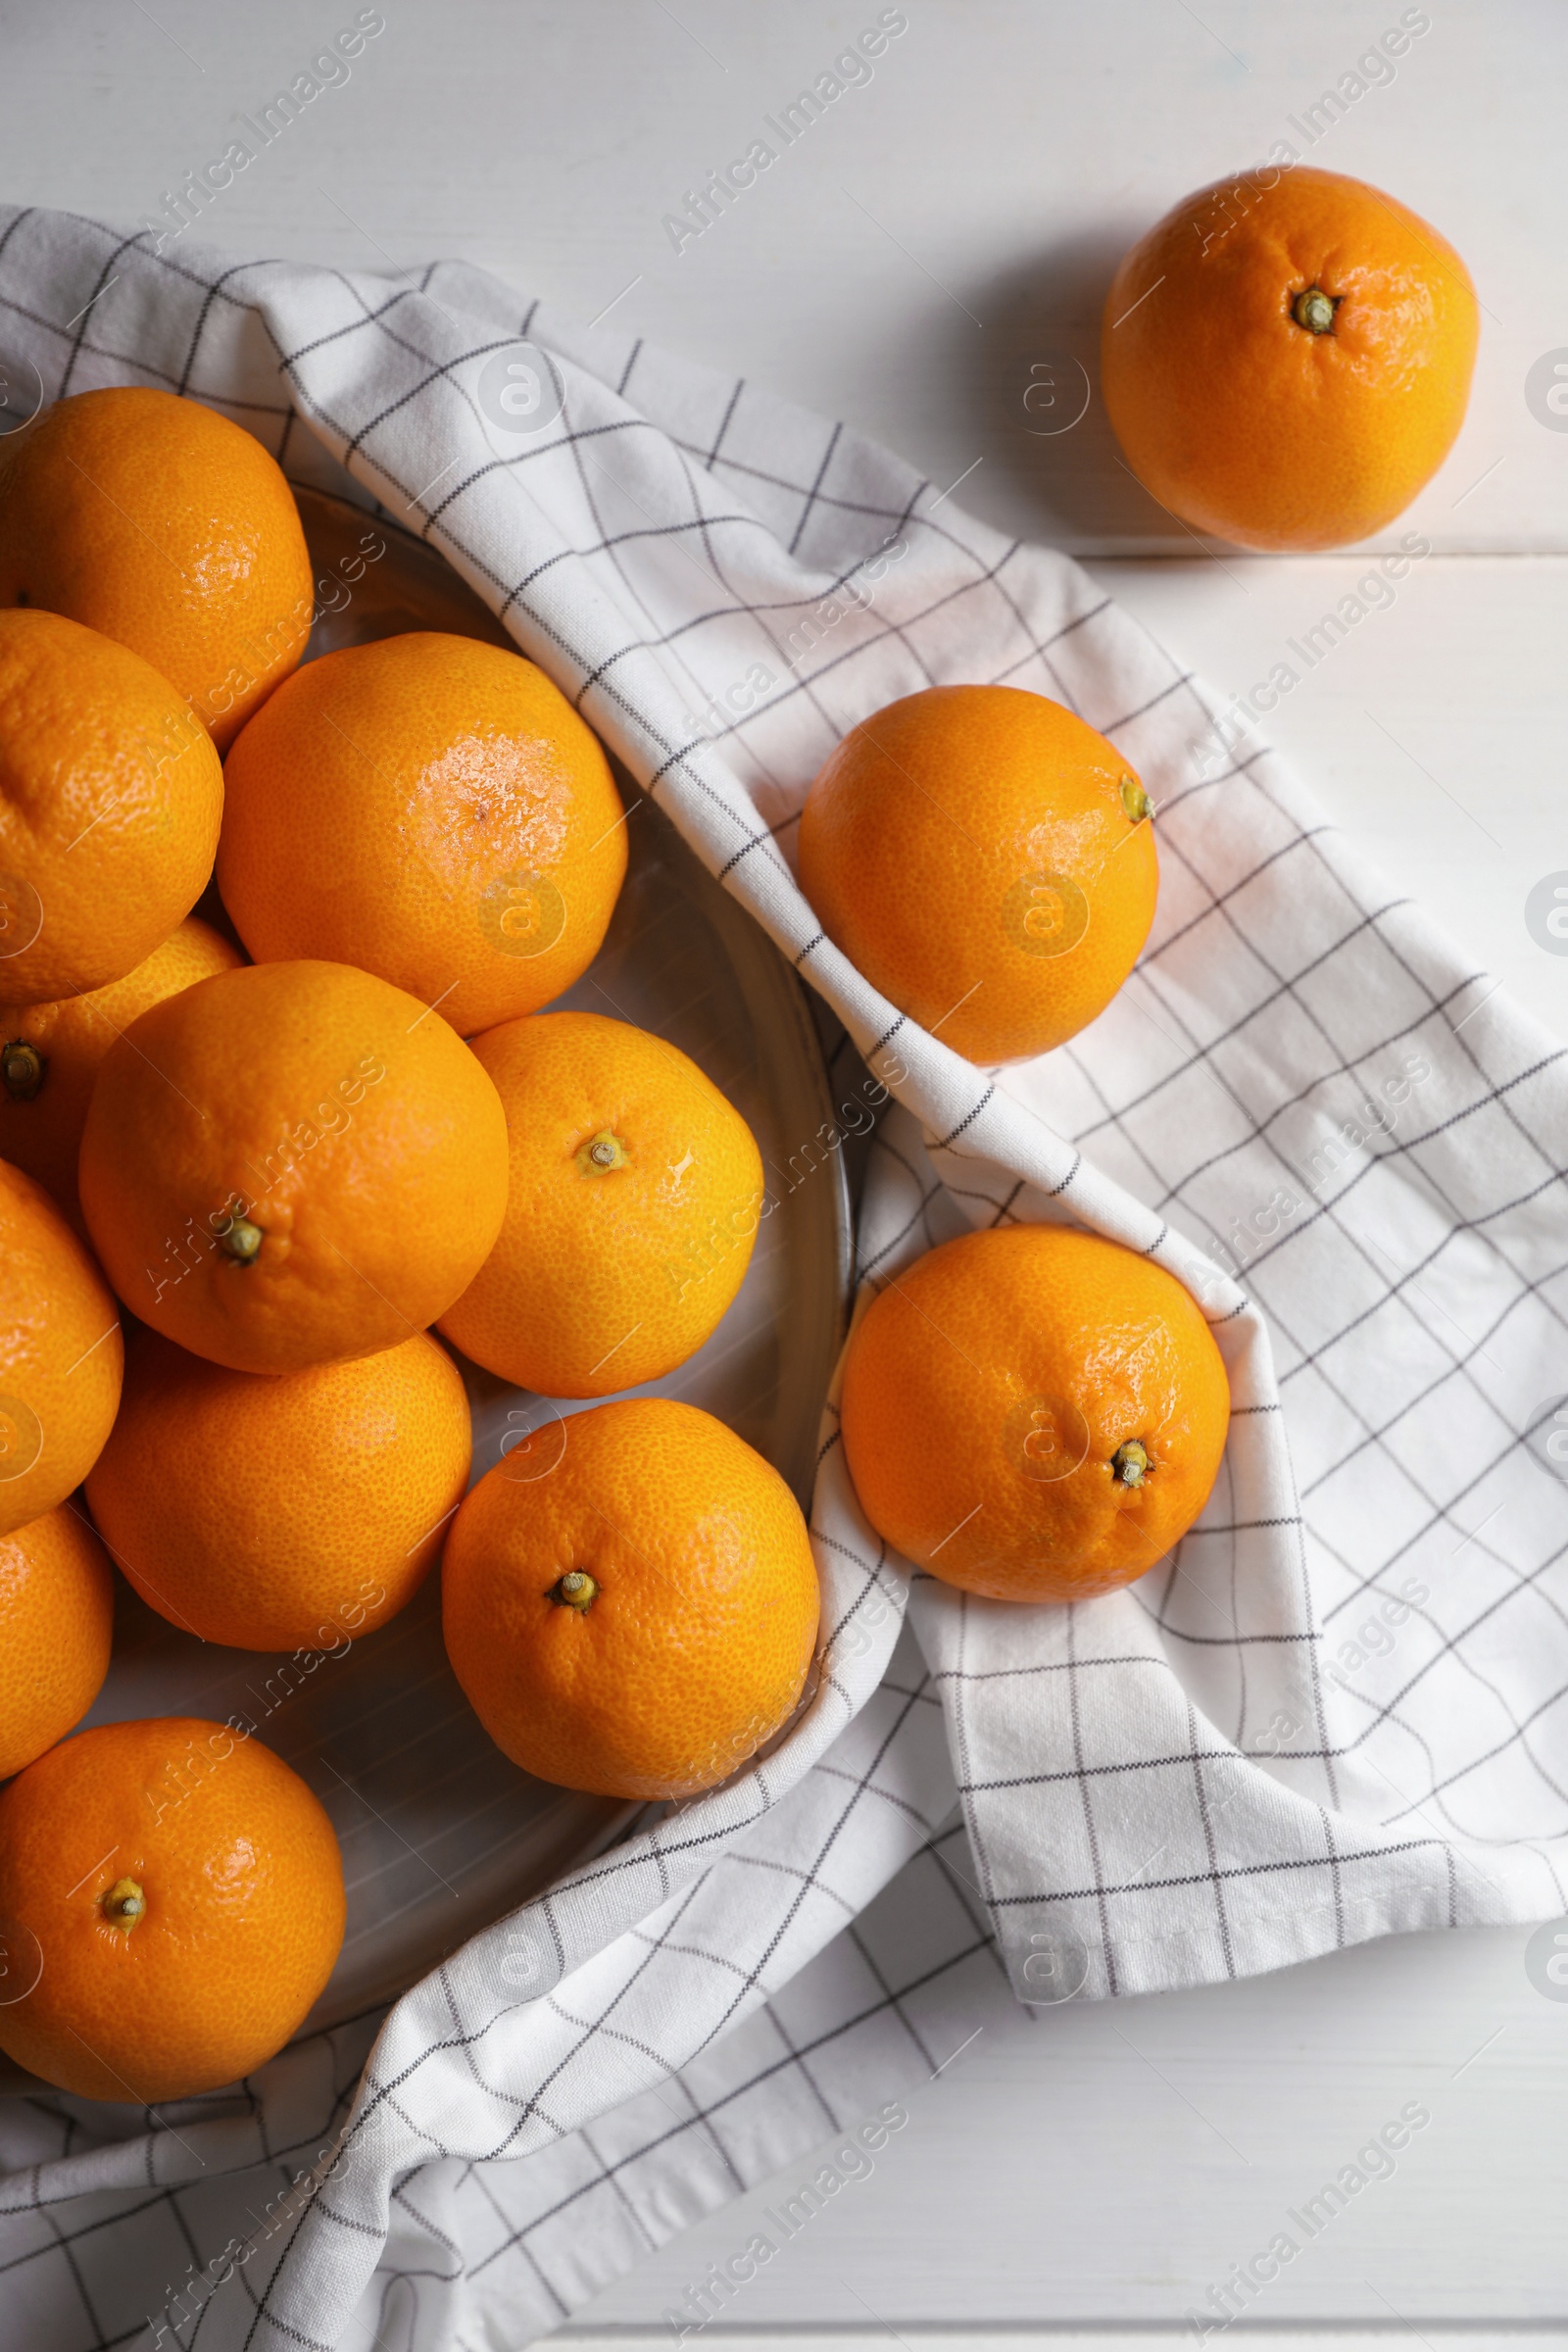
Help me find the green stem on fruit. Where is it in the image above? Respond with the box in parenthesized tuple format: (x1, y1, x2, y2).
(1291, 286, 1337, 335)
(1110, 1440, 1151, 1489)
(1, 1041, 44, 1102)
(217, 1216, 263, 1264)
(551, 1570, 598, 1612)
(575, 1129, 627, 1177)
(1118, 774, 1152, 825)
(101, 1876, 145, 1935)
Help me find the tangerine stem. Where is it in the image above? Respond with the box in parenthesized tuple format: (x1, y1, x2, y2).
(551, 1570, 598, 1612)
(1110, 1440, 1151, 1488)
(217, 1217, 263, 1264)
(575, 1130, 627, 1177)
(1, 1040, 44, 1101)
(101, 1876, 145, 1935)
(1292, 286, 1336, 335)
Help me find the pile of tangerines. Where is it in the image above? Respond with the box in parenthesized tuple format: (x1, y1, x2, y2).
(0, 164, 1475, 2104)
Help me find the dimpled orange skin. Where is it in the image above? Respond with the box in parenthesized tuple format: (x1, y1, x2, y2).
(438, 1011, 764, 1397)
(86, 1325, 471, 1652)
(840, 1225, 1230, 1604)
(1100, 167, 1480, 552)
(0, 1716, 345, 2103)
(442, 1398, 820, 1800)
(0, 1505, 115, 1779)
(0, 386, 313, 751)
(0, 917, 241, 1237)
(217, 633, 628, 1038)
(77, 958, 509, 1375)
(796, 685, 1157, 1066)
(0, 609, 225, 1004)
(0, 1157, 122, 1538)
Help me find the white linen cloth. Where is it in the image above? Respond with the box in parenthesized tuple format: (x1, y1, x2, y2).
(0, 204, 1565, 2350)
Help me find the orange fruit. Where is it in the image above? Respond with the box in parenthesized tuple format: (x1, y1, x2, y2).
(0, 1715, 344, 2101)
(840, 1224, 1230, 1603)
(0, 1504, 115, 1779)
(0, 916, 241, 1235)
(86, 1325, 470, 1652)
(797, 685, 1157, 1065)
(0, 609, 224, 1005)
(0, 1158, 122, 1538)
(1101, 167, 1480, 551)
(442, 1397, 819, 1799)
(438, 1011, 763, 1397)
(217, 633, 627, 1037)
(0, 385, 313, 749)
(77, 957, 509, 1375)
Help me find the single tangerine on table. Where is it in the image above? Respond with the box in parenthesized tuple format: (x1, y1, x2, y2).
(442, 1397, 820, 1801)
(0, 915, 242, 1236)
(217, 632, 628, 1037)
(797, 684, 1158, 1066)
(840, 1224, 1230, 1603)
(0, 1157, 122, 1538)
(0, 1503, 115, 1780)
(1100, 167, 1480, 551)
(0, 609, 224, 1005)
(77, 957, 509, 1374)
(0, 1716, 345, 2102)
(0, 385, 314, 749)
(86, 1325, 472, 1652)
(438, 1010, 764, 1397)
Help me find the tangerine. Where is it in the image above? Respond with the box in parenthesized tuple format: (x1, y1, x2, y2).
(217, 632, 627, 1035)
(0, 1156, 122, 1537)
(840, 1224, 1230, 1602)
(0, 1715, 344, 2101)
(1101, 167, 1479, 550)
(797, 684, 1157, 1064)
(86, 1325, 471, 1651)
(442, 1397, 819, 1799)
(0, 1504, 115, 1780)
(77, 957, 509, 1374)
(0, 609, 224, 1004)
(0, 386, 313, 749)
(438, 1011, 763, 1396)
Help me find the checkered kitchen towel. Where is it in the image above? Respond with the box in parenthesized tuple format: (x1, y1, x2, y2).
(2, 204, 1567, 2350)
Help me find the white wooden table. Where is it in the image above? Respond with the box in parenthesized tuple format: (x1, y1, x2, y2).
(6, 2, 1568, 2340)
